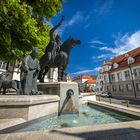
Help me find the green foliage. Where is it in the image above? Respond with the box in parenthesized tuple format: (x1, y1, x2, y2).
(0, 0, 64, 61)
(23, 0, 64, 19)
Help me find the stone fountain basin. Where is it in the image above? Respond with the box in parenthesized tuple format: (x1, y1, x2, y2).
(0, 95, 60, 121)
(0, 98, 140, 140)
(0, 82, 79, 121)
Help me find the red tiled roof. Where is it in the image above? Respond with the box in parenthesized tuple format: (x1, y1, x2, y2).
(103, 62, 113, 66)
(118, 55, 140, 68)
(104, 47, 140, 71)
(80, 75, 93, 79)
(110, 47, 140, 64)
(73, 74, 96, 81)
(85, 79, 96, 84)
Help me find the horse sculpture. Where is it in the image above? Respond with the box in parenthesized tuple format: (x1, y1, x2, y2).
(38, 37, 81, 82)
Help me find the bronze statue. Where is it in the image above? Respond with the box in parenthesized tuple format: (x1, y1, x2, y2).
(20, 47, 40, 95)
(38, 16, 81, 82)
(45, 16, 64, 64)
(39, 36, 81, 82)
(38, 16, 64, 82)
(0, 73, 22, 95)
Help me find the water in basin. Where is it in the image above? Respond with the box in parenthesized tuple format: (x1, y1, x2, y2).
(17, 104, 136, 132)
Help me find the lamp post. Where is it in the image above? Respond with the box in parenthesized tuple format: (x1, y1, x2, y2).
(127, 57, 136, 99)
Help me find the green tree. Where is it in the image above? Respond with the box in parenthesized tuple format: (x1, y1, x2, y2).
(0, 0, 64, 61)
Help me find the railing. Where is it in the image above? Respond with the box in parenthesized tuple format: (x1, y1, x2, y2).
(95, 96, 139, 108)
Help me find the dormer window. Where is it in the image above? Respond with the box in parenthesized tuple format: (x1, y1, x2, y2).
(127, 57, 135, 65)
(113, 63, 119, 69)
(108, 65, 111, 70)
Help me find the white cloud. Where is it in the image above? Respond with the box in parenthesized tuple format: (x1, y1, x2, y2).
(57, 11, 84, 36)
(89, 40, 106, 45)
(90, 45, 98, 48)
(89, 39, 107, 49)
(92, 53, 115, 62)
(67, 12, 83, 26)
(92, 54, 106, 59)
(56, 25, 66, 36)
(100, 30, 140, 56)
(99, 46, 108, 50)
(72, 67, 100, 75)
(84, 23, 91, 29)
(94, 0, 114, 16)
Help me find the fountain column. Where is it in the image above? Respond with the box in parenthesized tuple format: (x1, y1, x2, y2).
(38, 82, 79, 115)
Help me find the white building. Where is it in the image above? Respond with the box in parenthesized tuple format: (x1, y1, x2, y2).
(73, 74, 96, 92)
(84, 79, 96, 92)
(0, 60, 58, 82)
(96, 47, 140, 99)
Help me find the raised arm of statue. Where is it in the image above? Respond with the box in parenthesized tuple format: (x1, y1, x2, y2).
(49, 16, 65, 40)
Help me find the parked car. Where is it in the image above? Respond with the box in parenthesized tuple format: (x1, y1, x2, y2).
(100, 91, 112, 98)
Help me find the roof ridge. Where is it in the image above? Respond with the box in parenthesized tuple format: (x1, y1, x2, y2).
(109, 47, 140, 64)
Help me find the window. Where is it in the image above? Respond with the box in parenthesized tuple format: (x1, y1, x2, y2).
(100, 81, 103, 86)
(127, 57, 135, 64)
(100, 87, 103, 91)
(136, 83, 140, 91)
(124, 70, 130, 79)
(0, 61, 7, 70)
(0, 61, 2, 68)
(133, 68, 140, 78)
(119, 85, 124, 92)
(126, 84, 132, 91)
(47, 70, 51, 78)
(104, 75, 108, 82)
(110, 74, 115, 82)
(112, 85, 117, 92)
(113, 63, 119, 69)
(107, 86, 110, 91)
(117, 72, 122, 80)
(96, 82, 98, 86)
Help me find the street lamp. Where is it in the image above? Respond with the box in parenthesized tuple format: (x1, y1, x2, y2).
(127, 57, 136, 98)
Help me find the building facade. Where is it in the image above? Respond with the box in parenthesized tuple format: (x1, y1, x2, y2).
(0, 60, 58, 82)
(84, 79, 96, 92)
(73, 74, 96, 92)
(96, 47, 140, 99)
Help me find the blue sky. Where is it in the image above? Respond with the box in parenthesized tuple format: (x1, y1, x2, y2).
(51, 0, 140, 77)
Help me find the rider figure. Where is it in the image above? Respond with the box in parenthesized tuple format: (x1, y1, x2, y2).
(55, 35, 62, 53)
(38, 16, 64, 82)
(45, 16, 64, 63)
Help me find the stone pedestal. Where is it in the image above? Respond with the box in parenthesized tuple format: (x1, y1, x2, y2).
(0, 82, 79, 121)
(0, 95, 59, 121)
(38, 82, 79, 114)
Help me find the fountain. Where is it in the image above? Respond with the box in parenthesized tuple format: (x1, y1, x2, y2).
(59, 89, 78, 115)
(0, 34, 80, 121)
(37, 16, 80, 116)
(0, 16, 80, 133)
(38, 81, 79, 116)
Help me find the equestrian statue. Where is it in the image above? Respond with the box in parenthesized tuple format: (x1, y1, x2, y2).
(38, 16, 81, 82)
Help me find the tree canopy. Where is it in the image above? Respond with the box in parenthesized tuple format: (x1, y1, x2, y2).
(0, 0, 64, 61)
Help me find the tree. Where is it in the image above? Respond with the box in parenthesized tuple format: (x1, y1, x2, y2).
(0, 0, 64, 61)
(23, 0, 64, 19)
